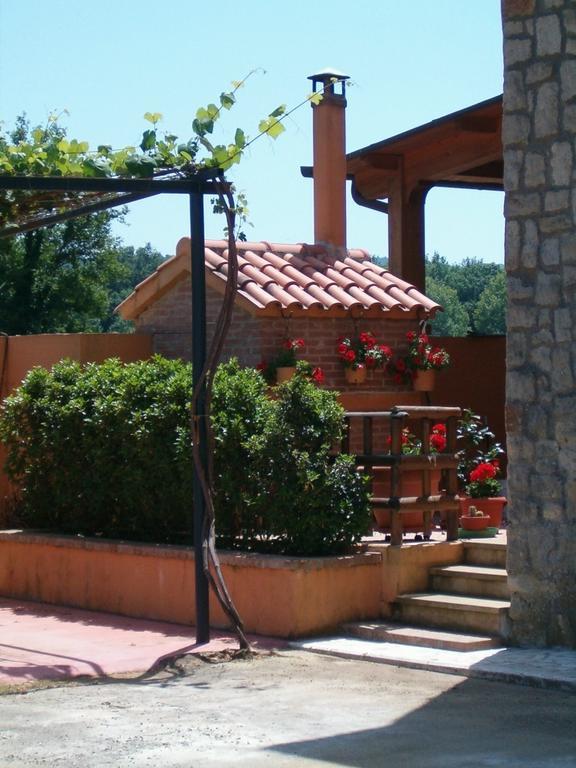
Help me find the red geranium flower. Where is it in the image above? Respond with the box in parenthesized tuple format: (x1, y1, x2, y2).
(430, 433, 447, 452)
(470, 462, 497, 483)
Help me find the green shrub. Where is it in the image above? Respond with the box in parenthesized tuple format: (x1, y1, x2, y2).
(1, 356, 371, 555)
(0, 356, 193, 542)
(213, 361, 371, 555)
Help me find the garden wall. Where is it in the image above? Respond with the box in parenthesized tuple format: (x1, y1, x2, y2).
(0, 531, 383, 638)
(433, 336, 506, 450)
(0, 530, 467, 637)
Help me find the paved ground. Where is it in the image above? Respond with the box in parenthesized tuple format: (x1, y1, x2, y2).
(0, 598, 280, 686)
(293, 636, 576, 692)
(1, 650, 576, 767)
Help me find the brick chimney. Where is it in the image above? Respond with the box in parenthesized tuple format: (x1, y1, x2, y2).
(308, 68, 349, 251)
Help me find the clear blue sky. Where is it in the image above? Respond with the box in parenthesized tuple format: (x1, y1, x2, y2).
(0, 0, 504, 264)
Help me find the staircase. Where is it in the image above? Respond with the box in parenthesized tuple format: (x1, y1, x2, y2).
(343, 540, 510, 652)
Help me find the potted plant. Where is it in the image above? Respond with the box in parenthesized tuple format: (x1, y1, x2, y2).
(456, 408, 504, 486)
(257, 338, 305, 384)
(337, 331, 393, 384)
(460, 460, 506, 528)
(459, 503, 491, 532)
(257, 346, 324, 387)
(388, 331, 450, 391)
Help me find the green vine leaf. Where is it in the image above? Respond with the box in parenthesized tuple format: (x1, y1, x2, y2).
(140, 129, 156, 152)
(143, 112, 162, 125)
(258, 116, 285, 139)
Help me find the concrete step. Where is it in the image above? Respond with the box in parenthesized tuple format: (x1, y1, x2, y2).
(430, 564, 510, 599)
(463, 540, 507, 568)
(341, 620, 502, 652)
(394, 592, 510, 636)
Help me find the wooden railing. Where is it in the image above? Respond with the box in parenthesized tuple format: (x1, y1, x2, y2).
(342, 405, 461, 545)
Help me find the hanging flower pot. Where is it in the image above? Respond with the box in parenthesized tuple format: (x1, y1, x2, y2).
(337, 332, 393, 384)
(276, 366, 296, 383)
(413, 369, 436, 392)
(345, 365, 367, 385)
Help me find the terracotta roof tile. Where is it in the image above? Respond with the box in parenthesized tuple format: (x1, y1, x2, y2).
(116, 238, 441, 320)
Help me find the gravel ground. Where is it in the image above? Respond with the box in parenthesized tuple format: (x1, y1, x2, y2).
(1, 649, 575, 767)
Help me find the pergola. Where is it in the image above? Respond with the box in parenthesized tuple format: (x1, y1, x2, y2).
(0, 170, 227, 643)
(347, 95, 503, 290)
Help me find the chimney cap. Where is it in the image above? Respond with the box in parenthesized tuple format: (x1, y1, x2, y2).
(308, 68, 349, 100)
(307, 67, 349, 84)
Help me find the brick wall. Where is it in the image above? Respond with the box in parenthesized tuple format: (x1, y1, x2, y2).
(135, 278, 261, 365)
(135, 273, 418, 393)
(503, 0, 576, 647)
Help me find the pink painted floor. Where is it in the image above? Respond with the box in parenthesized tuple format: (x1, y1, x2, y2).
(0, 598, 282, 685)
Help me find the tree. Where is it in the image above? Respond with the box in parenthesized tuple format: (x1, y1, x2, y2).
(425, 254, 505, 336)
(441, 258, 502, 332)
(100, 243, 166, 332)
(426, 276, 471, 336)
(473, 271, 507, 335)
(0, 211, 125, 335)
(426, 252, 452, 283)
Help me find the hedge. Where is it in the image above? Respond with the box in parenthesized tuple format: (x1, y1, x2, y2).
(0, 356, 371, 555)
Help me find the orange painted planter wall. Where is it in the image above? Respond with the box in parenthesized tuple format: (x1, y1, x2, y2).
(0, 532, 382, 638)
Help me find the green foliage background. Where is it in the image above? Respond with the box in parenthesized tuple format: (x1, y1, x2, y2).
(371, 253, 506, 336)
(426, 253, 506, 336)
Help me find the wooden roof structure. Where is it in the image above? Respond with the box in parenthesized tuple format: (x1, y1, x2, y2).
(346, 96, 503, 289)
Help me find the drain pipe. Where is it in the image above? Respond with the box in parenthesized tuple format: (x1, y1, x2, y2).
(351, 177, 389, 214)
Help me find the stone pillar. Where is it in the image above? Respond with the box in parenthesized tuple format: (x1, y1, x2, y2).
(502, 0, 576, 646)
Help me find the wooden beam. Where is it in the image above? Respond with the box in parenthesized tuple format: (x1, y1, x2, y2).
(457, 116, 501, 133)
(362, 154, 401, 170)
(404, 133, 502, 190)
(352, 132, 501, 199)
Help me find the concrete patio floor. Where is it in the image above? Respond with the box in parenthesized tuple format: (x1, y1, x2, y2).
(1, 651, 575, 768)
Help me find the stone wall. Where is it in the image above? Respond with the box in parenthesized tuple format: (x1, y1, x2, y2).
(502, 0, 576, 646)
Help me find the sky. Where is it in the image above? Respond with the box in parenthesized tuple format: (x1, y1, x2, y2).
(0, 0, 504, 263)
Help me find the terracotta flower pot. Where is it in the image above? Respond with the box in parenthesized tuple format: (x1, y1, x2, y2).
(276, 366, 296, 383)
(459, 514, 491, 531)
(345, 366, 367, 384)
(413, 369, 436, 392)
(459, 496, 506, 529)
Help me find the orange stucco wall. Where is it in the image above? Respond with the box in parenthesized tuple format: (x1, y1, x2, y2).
(432, 336, 506, 451)
(0, 333, 152, 400)
(0, 532, 383, 638)
(0, 333, 152, 518)
(0, 531, 470, 637)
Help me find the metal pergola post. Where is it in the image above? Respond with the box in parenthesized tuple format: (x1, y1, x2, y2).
(189, 191, 210, 643)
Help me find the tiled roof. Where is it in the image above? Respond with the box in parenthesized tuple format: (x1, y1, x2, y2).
(117, 239, 441, 320)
